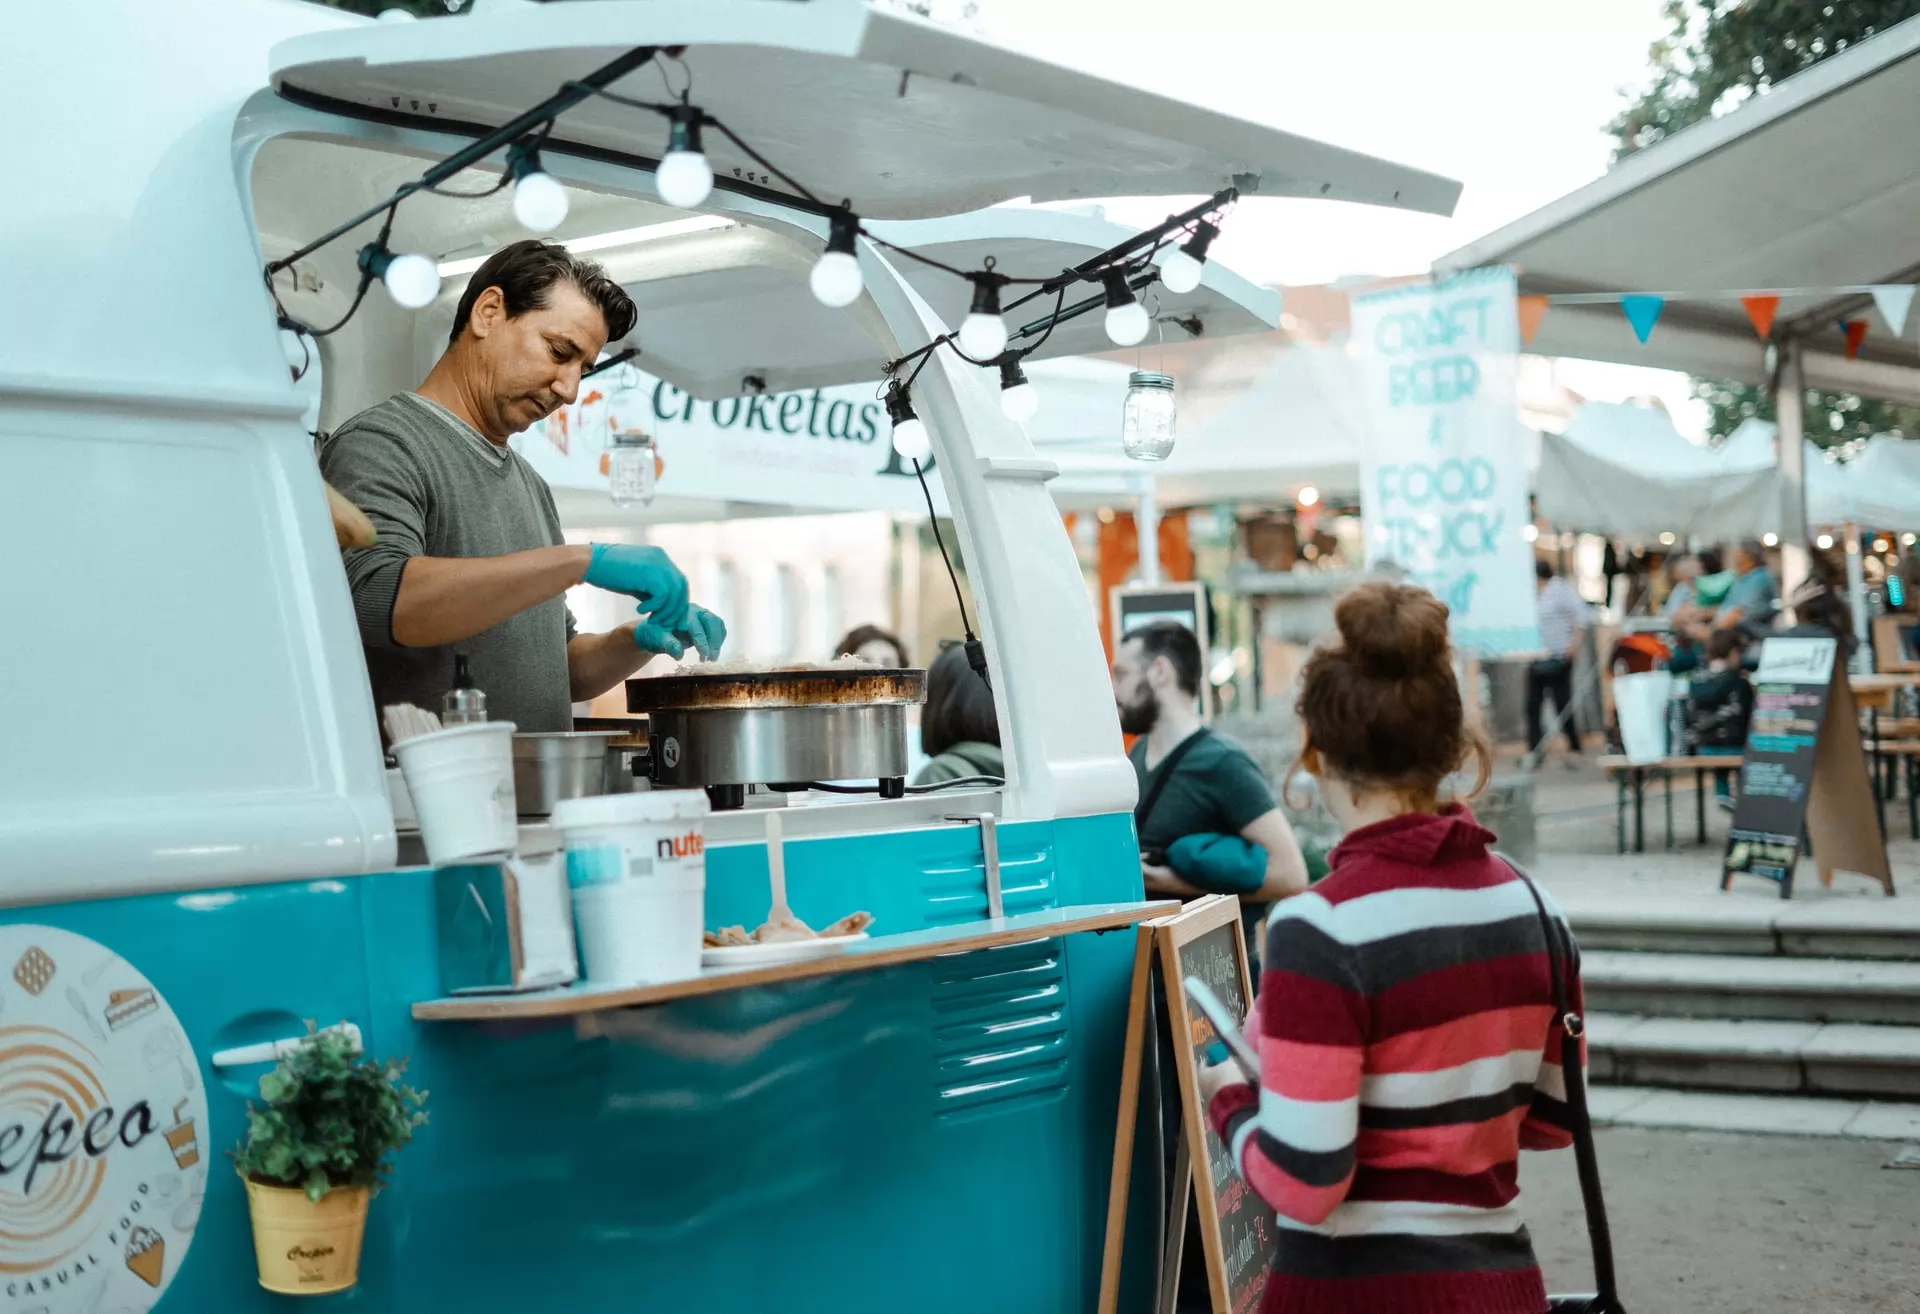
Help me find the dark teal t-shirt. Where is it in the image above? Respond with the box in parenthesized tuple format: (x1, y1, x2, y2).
(1129, 729, 1276, 854)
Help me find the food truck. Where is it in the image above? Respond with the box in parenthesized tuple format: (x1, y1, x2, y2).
(0, 2, 1457, 1310)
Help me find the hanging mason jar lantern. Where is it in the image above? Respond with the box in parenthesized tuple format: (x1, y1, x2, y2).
(608, 430, 658, 509)
(1121, 371, 1176, 462)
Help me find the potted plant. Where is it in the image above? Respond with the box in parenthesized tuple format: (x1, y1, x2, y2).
(232, 1024, 428, 1295)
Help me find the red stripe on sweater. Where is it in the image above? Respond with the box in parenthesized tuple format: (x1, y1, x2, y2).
(1368, 1004, 1557, 1073)
(1346, 1161, 1520, 1209)
(1358, 1106, 1530, 1176)
(1242, 1138, 1354, 1227)
(1308, 861, 1519, 903)
(1260, 970, 1368, 1047)
(1262, 1038, 1366, 1102)
(1371, 953, 1552, 1039)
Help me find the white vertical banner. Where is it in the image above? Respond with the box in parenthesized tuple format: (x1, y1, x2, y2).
(1350, 267, 1541, 656)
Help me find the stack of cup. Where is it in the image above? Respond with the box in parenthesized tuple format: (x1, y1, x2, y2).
(550, 791, 710, 986)
(391, 722, 519, 865)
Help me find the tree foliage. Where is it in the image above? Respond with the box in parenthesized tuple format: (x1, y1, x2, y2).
(1610, 1, 1920, 446)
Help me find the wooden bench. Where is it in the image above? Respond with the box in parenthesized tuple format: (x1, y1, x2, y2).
(1599, 755, 1744, 853)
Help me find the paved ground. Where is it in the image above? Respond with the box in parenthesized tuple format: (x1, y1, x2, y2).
(1522, 1127, 1920, 1314)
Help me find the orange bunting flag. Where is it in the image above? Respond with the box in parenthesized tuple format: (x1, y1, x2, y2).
(1516, 295, 1549, 347)
(1740, 294, 1780, 340)
(1842, 318, 1870, 359)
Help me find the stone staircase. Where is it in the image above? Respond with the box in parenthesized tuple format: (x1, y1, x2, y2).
(1566, 899, 1920, 1101)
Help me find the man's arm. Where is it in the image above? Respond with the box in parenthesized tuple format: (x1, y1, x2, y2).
(1241, 809, 1311, 901)
(567, 627, 660, 702)
(392, 547, 592, 649)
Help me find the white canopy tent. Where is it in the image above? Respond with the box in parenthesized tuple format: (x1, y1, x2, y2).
(1434, 14, 1920, 589)
(1534, 404, 1780, 541)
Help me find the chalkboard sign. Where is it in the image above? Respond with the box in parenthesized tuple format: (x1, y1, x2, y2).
(1723, 637, 1891, 897)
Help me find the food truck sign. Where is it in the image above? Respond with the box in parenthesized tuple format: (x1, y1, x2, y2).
(0, 928, 205, 1312)
(1351, 267, 1542, 656)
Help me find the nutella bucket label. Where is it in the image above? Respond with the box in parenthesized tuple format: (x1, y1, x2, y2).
(0, 928, 207, 1312)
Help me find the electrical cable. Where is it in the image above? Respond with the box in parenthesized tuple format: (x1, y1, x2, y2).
(775, 776, 1006, 795)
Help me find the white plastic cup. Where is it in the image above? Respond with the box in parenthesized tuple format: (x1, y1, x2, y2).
(550, 790, 710, 889)
(392, 722, 518, 866)
(1613, 672, 1672, 765)
(572, 870, 705, 985)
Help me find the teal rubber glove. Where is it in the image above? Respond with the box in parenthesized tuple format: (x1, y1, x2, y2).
(1166, 832, 1268, 895)
(676, 604, 727, 662)
(585, 543, 689, 633)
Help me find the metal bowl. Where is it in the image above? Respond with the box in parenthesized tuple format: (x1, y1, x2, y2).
(511, 731, 627, 817)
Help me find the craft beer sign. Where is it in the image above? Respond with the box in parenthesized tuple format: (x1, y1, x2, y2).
(0, 928, 206, 1311)
(1351, 268, 1542, 656)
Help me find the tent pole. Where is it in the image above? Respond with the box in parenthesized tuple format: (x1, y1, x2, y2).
(1844, 522, 1869, 670)
(1776, 338, 1810, 599)
(1136, 476, 1162, 585)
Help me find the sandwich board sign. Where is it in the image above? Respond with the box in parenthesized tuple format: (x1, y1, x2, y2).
(1722, 636, 1892, 898)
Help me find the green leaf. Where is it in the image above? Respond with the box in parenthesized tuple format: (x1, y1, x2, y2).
(227, 1024, 428, 1193)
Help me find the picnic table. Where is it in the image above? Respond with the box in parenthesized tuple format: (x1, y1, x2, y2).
(1599, 754, 1743, 854)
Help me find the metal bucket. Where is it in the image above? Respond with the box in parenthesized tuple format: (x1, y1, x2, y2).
(511, 732, 627, 817)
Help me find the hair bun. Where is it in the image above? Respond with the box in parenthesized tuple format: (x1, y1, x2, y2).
(1333, 582, 1451, 677)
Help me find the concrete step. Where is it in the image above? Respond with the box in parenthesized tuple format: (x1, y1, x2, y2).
(1589, 1085, 1920, 1141)
(1562, 894, 1920, 960)
(1588, 1013, 1920, 1100)
(1583, 951, 1920, 1025)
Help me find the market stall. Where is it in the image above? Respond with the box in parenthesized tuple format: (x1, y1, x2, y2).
(1, 3, 1458, 1313)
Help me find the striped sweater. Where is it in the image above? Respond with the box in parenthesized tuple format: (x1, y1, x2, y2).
(1206, 806, 1580, 1314)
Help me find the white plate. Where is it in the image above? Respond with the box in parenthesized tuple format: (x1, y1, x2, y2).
(700, 932, 869, 970)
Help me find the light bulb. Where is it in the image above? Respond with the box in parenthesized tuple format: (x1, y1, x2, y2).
(1159, 220, 1217, 296)
(958, 312, 1009, 360)
(811, 251, 864, 308)
(383, 253, 441, 309)
(657, 150, 713, 209)
(1106, 300, 1150, 347)
(998, 357, 1039, 423)
(1159, 248, 1204, 295)
(512, 170, 570, 233)
(892, 416, 931, 463)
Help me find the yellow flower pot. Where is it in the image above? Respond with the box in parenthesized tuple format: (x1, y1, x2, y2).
(243, 1178, 370, 1295)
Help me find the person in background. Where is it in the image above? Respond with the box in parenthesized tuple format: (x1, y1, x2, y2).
(1112, 622, 1309, 931)
(1665, 553, 1702, 618)
(1661, 553, 1705, 672)
(1717, 538, 1780, 638)
(1196, 581, 1580, 1314)
(1686, 627, 1754, 811)
(912, 644, 1003, 786)
(835, 624, 910, 668)
(1528, 559, 1590, 761)
(1780, 576, 1858, 659)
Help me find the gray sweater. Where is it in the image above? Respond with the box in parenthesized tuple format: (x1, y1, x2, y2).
(319, 393, 577, 735)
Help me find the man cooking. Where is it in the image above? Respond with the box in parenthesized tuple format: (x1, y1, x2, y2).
(320, 239, 724, 734)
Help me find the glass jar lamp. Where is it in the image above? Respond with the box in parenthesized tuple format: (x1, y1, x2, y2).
(608, 430, 658, 509)
(1121, 371, 1176, 462)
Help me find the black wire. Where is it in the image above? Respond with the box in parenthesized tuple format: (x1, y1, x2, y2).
(775, 776, 1005, 795)
(913, 456, 975, 643)
(703, 117, 827, 208)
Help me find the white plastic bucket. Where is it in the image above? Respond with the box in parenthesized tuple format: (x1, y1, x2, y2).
(572, 870, 705, 985)
(550, 790, 710, 889)
(391, 722, 518, 866)
(1613, 672, 1673, 765)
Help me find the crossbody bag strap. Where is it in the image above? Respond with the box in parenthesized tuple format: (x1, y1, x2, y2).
(1133, 727, 1211, 836)
(1507, 857, 1623, 1313)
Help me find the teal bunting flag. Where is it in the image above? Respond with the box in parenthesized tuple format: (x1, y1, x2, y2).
(1621, 295, 1665, 344)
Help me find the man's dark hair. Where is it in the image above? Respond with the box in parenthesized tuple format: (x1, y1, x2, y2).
(1706, 626, 1745, 662)
(1127, 621, 1202, 697)
(1535, 558, 1555, 581)
(922, 643, 999, 757)
(448, 239, 637, 346)
(1697, 547, 1725, 574)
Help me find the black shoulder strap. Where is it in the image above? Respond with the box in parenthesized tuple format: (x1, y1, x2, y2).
(1505, 856, 1624, 1314)
(1134, 727, 1211, 833)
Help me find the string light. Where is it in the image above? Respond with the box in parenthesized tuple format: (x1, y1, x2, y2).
(1103, 271, 1151, 347)
(886, 382, 931, 462)
(358, 242, 441, 310)
(958, 273, 1010, 360)
(998, 357, 1038, 423)
(810, 210, 864, 308)
(507, 140, 569, 233)
(655, 106, 714, 210)
(1159, 219, 1217, 296)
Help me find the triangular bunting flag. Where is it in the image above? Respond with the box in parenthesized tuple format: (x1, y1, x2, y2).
(1517, 295, 1549, 347)
(1621, 295, 1665, 344)
(1871, 285, 1915, 337)
(1740, 294, 1779, 340)
(1842, 318, 1870, 359)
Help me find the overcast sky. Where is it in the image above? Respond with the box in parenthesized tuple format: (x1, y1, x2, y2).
(963, 0, 1706, 433)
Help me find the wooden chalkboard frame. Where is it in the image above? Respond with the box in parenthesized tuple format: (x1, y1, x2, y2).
(1098, 896, 1269, 1314)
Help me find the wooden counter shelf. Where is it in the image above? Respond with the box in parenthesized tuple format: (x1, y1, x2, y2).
(412, 900, 1181, 1022)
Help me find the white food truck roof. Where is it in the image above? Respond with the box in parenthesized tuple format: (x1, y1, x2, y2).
(269, 0, 1460, 223)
